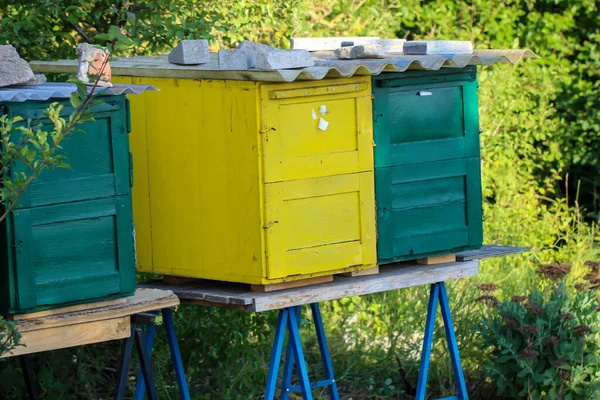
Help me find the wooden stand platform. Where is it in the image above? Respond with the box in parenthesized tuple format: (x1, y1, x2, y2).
(144, 259, 480, 312)
(2, 288, 191, 400)
(143, 245, 528, 313)
(3, 289, 179, 358)
(140, 244, 527, 400)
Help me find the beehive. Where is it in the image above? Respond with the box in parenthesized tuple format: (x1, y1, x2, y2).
(115, 76, 377, 285)
(0, 95, 136, 315)
(372, 67, 483, 264)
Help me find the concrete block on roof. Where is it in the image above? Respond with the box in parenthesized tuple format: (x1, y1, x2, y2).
(403, 40, 473, 55)
(255, 49, 314, 70)
(168, 40, 210, 65)
(25, 74, 47, 86)
(334, 44, 385, 59)
(236, 40, 278, 53)
(0, 45, 35, 88)
(0, 45, 21, 60)
(291, 37, 380, 51)
(218, 49, 256, 70)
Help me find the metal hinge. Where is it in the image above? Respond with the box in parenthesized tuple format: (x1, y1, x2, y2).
(129, 152, 134, 187)
(125, 98, 132, 133)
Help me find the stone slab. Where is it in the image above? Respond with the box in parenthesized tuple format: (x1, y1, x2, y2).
(334, 44, 385, 59)
(0, 45, 21, 60)
(0, 45, 34, 88)
(218, 49, 256, 70)
(255, 49, 314, 70)
(169, 40, 210, 65)
(24, 74, 47, 86)
(236, 40, 277, 53)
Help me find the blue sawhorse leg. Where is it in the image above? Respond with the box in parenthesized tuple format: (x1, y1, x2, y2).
(134, 308, 191, 400)
(115, 322, 159, 400)
(415, 282, 468, 400)
(265, 303, 340, 400)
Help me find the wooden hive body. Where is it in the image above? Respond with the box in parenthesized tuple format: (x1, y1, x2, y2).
(372, 67, 483, 264)
(115, 76, 377, 284)
(0, 95, 136, 315)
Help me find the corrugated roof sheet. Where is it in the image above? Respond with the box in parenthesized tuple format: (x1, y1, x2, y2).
(0, 82, 156, 102)
(30, 49, 538, 83)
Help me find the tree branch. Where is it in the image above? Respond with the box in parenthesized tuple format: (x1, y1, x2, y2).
(69, 21, 92, 43)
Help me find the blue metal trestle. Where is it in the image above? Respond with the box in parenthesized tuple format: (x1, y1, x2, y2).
(415, 282, 468, 400)
(265, 303, 340, 400)
(133, 308, 191, 400)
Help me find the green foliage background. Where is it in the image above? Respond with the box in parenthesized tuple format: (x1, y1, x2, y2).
(0, 0, 599, 398)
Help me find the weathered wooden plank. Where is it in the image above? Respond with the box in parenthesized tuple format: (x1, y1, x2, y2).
(141, 281, 253, 306)
(142, 261, 478, 313)
(417, 254, 457, 265)
(5, 317, 130, 357)
(455, 245, 530, 261)
(13, 288, 179, 333)
(251, 261, 478, 312)
(185, 299, 251, 312)
(162, 275, 198, 284)
(251, 275, 333, 292)
(341, 265, 379, 277)
(9, 297, 127, 321)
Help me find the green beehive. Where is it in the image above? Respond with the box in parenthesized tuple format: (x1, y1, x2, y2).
(373, 66, 483, 264)
(0, 94, 136, 316)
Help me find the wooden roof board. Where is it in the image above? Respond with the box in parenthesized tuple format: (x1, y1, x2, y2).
(30, 49, 538, 83)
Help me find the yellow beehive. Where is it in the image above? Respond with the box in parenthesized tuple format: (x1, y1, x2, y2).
(116, 75, 376, 285)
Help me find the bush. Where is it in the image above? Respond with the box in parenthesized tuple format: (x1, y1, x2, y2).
(479, 262, 600, 398)
(0, 1, 598, 399)
(0, 317, 19, 356)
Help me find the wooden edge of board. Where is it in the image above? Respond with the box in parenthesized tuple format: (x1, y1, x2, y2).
(417, 254, 456, 265)
(251, 275, 333, 293)
(3, 317, 130, 358)
(14, 289, 180, 333)
(9, 297, 129, 321)
(251, 260, 479, 312)
(162, 275, 199, 285)
(456, 245, 531, 261)
(185, 299, 252, 312)
(341, 265, 379, 277)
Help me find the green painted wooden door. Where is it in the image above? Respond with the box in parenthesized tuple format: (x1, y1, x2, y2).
(8, 98, 130, 208)
(0, 95, 136, 315)
(10, 197, 135, 311)
(373, 67, 483, 263)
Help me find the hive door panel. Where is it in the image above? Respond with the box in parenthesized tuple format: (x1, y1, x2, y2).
(376, 158, 483, 263)
(373, 68, 479, 168)
(264, 172, 376, 279)
(10, 197, 135, 312)
(7, 99, 130, 209)
(261, 79, 373, 183)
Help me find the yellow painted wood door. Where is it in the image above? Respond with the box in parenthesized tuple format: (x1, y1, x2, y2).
(260, 79, 373, 183)
(263, 172, 376, 279)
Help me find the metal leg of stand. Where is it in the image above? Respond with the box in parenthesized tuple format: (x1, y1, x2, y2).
(415, 282, 468, 400)
(265, 303, 339, 400)
(19, 355, 38, 400)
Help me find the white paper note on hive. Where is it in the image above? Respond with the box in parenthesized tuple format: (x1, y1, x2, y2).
(318, 118, 329, 131)
(312, 108, 317, 120)
(319, 105, 327, 115)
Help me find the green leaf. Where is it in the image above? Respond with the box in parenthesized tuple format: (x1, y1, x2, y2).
(69, 92, 82, 109)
